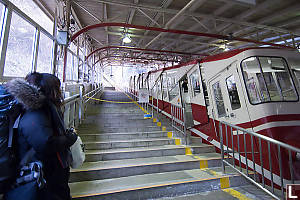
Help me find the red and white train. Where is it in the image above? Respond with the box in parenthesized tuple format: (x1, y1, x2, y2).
(129, 47, 300, 184)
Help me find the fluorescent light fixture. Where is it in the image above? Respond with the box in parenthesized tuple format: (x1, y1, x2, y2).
(220, 44, 229, 51)
(123, 35, 131, 43)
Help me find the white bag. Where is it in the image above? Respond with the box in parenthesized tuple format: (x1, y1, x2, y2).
(70, 136, 85, 169)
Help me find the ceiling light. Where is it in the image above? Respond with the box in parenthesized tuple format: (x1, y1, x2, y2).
(123, 35, 131, 43)
(219, 44, 229, 51)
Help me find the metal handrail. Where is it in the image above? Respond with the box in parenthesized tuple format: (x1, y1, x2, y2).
(219, 121, 300, 200)
(64, 94, 80, 105)
(62, 85, 103, 128)
(128, 87, 188, 144)
(84, 86, 103, 103)
(171, 103, 187, 144)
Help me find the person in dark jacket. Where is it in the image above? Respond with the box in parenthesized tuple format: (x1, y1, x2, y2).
(5, 72, 77, 200)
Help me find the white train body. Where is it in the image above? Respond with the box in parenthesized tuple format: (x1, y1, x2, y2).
(129, 47, 300, 181)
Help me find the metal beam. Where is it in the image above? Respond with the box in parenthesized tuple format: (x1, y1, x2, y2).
(86, 45, 207, 60)
(186, 1, 300, 53)
(77, 0, 300, 36)
(71, 22, 294, 49)
(137, 8, 161, 27)
(103, 3, 109, 45)
(179, 0, 280, 52)
(234, 4, 300, 37)
(137, 0, 173, 46)
(144, 0, 200, 48)
(72, 1, 103, 22)
(174, 2, 233, 51)
(105, 30, 216, 46)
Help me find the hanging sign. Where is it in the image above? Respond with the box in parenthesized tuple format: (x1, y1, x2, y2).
(138, 88, 149, 103)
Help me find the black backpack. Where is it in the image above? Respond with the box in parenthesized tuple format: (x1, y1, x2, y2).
(0, 85, 21, 193)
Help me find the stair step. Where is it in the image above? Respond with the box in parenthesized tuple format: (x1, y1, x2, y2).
(70, 153, 222, 182)
(70, 167, 250, 200)
(71, 90, 262, 200)
(79, 122, 157, 128)
(81, 131, 168, 141)
(85, 144, 215, 162)
(156, 185, 271, 200)
(79, 126, 163, 134)
(84, 138, 175, 150)
(190, 136, 203, 144)
(83, 118, 154, 125)
(80, 119, 153, 127)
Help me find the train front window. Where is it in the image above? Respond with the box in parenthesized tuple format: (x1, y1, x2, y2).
(242, 56, 298, 104)
(289, 58, 300, 87)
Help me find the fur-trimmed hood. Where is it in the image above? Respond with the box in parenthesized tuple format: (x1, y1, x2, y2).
(5, 79, 46, 110)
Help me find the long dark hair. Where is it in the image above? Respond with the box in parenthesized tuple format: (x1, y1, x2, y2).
(25, 72, 63, 107)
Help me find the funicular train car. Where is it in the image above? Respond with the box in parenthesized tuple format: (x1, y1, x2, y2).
(130, 47, 300, 186)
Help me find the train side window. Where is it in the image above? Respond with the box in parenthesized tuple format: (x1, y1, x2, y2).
(189, 69, 201, 97)
(162, 73, 168, 100)
(4, 12, 36, 77)
(226, 75, 241, 110)
(36, 31, 53, 73)
(157, 79, 162, 97)
(169, 83, 180, 101)
(202, 81, 210, 106)
(212, 81, 226, 117)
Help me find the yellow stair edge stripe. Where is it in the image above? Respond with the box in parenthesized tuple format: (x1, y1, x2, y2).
(167, 132, 173, 139)
(123, 92, 149, 114)
(185, 147, 192, 155)
(223, 188, 254, 200)
(200, 160, 208, 169)
(85, 97, 134, 104)
(220, 177, 230, 189)
(174, 138, 181, 145)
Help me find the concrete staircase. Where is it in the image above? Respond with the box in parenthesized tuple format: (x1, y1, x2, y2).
(69, 89, 270, 200)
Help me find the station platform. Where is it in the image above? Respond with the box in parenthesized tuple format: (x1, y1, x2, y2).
(69, 89, 271, 200)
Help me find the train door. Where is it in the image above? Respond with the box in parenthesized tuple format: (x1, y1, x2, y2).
(177, 75, 194, 128)
(209, 62, 251, 126)
(187, 64, 209, 125)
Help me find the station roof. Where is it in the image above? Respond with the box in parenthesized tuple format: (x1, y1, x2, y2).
(39, 0, 300, 68)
